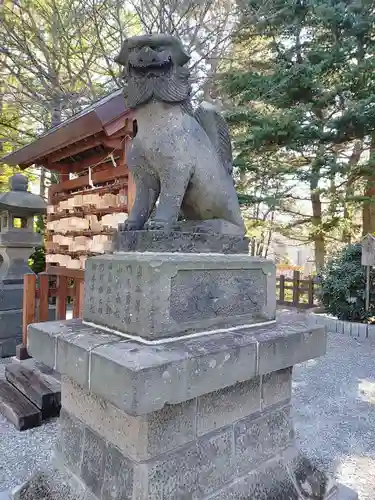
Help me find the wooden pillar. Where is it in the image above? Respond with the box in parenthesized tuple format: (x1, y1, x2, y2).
(292, 270, 301, 307)
(279, 275, 285, 304)
(22, 274, 37, 345)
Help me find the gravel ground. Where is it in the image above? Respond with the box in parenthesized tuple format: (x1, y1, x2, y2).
(292, 324, 375, 499)
(0, 311, 375, 498)
(0, 359, 58, 492)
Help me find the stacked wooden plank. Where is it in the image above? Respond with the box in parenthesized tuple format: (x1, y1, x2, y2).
(46, 187, 128, 269)
(0, 361, 61, 431)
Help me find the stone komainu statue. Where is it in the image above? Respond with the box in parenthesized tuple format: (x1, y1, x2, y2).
(115, 34, 245, 236)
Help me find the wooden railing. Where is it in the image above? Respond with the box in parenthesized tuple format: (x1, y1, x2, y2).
(22, 267, 85, 347)
(277, 271, 318, 309)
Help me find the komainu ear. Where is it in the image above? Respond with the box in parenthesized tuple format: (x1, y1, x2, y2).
(115, 34, 191, 71)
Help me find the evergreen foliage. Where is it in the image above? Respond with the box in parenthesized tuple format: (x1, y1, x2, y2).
(221, 0, 375, 270)
(319, 243, 375, 322)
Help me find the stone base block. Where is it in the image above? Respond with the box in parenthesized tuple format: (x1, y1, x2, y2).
(114, 229, 249, 254)
(83, 252, 276, 340)
(19, 317, 357, 499)
(10, 467, 358, 500)
(0, 309, 22, 338)
(11, 467, 90, 500)
(0, 284, 23, 311)
(11, 419, 357, 500)
(27, 319, 326, 415)
(0, 336, 22, 358)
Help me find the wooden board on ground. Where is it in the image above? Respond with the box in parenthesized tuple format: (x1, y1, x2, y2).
(23, 359, 61, 382)
(5, 363, 61, 419)
(0, 379, 42, 431)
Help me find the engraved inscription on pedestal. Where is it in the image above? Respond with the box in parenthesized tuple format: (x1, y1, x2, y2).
(87, 261, 141, 328)
(170, 269, 266, 323)
(83, 253, 276, 340)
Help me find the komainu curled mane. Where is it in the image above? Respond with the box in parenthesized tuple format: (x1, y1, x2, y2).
(115, 34, 245, 236)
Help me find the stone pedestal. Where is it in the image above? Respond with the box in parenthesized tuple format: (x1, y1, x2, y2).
(83, 252, 276, 340)
(12, 232, 357, 499)
(12, 317, 354, 500)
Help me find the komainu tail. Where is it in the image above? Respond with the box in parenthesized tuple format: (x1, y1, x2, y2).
(194, 101, 233, 177)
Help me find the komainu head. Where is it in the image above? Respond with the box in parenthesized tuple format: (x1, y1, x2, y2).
(115, 34, 191, 108)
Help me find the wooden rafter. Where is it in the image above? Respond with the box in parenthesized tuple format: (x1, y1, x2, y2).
(48, 164, 129, 197)
(41, 136, 104, 164)
(102, 138, 124, 150)
(44, 150, 119, 174)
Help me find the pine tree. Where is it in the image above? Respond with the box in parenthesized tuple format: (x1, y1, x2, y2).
(221, 0, 375, 271)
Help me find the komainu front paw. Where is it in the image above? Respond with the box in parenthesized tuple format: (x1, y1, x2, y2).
(119, 220, 142, 231)
(146, 220, 173, 231)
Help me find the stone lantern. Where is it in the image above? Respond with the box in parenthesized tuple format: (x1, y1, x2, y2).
(0, 174, 46, 357)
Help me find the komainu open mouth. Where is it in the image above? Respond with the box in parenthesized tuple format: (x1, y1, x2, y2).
(129, 57, 173, 77)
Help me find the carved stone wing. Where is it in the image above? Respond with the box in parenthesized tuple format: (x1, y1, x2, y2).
(194, 101, 233, 176)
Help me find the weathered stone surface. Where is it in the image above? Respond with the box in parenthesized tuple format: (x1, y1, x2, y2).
(27, 320, 120, 387)
(261, 367, 292, 409)
(55, 327, 120, 388)
(27, 321, 64, 369)
(11, 449, 357, 500)
(89, 332, 258, 415)
(0, 379, 42, 431)
(0, 286, 23, 311)
(0, 336, 21, 358)
(62, 376, 196, 460)
(0, 309, 22, 339)
(59, 409, 84, 471)
(197, 378, 260, 435)
(196, 427, 233, 498)
(206, 455, 298, 500)
(114, 229, 249, 254)
(55, 411, 136, 500)
(102, 444, 133, 500)
(144, 442, 200, 500)
(27, 319, 326, 416)
(115, 34, 245, 235)
(11, 467, 87, 500)
(204, 447, 358, 500)
(0, 309, 22, 357)
(233, 405, 293, 475)
(83, 252, 276, 340)
(5, 363, 61, 419)
(80, 427, 106, 498)
(255, 323, 327, 375)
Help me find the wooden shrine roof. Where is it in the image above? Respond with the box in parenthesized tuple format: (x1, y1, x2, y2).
(1, 89, 134, 172)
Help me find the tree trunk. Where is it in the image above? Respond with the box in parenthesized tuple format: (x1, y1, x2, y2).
(362, 136, 375, 235)
(310, 162, 325, 274)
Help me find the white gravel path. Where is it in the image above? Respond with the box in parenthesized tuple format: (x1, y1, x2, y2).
(292, 324, 375, 499)
(0, 311, 374, 498)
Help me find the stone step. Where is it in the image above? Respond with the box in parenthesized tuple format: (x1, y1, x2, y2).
(5, 363, 61, 420)
(0, 379, 42, 431)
